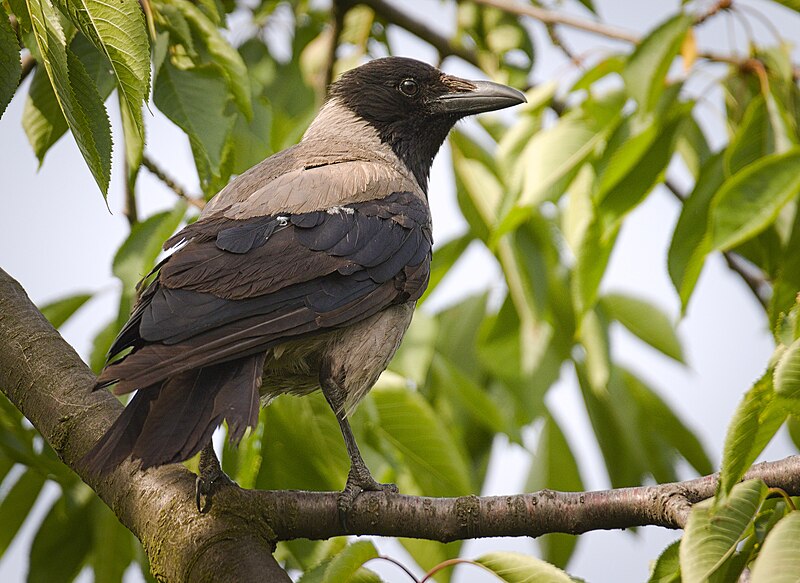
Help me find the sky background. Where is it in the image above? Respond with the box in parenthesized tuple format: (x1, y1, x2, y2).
(2, 0, 800, 581)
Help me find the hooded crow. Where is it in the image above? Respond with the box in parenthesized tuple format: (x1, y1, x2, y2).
(82, 57, 526, 515)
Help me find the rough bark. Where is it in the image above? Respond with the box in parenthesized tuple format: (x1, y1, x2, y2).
(0, 268, 289, 582)
(3, 266, 800, 579)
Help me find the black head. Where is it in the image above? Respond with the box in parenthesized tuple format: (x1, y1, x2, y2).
(328, 57, 526, 191)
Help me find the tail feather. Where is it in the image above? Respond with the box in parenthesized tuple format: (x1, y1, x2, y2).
(82, 353, 266, 475)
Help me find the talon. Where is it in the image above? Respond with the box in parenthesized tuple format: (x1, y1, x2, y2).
(337, 470, 398, 531)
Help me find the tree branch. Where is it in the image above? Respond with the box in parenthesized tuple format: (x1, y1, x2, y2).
(141, 153, 206, 210)
(0, 267, 287, 582)
(2, 268, 797, 574)
(355, 0, 481, 68)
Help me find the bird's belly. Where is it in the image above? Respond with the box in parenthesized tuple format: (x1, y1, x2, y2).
(260, 302, 415, 413)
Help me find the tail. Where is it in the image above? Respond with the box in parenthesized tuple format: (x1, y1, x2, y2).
(81, 353, 266, 476)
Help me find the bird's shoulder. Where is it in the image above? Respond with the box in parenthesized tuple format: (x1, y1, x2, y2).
(201, 137, 423, 220)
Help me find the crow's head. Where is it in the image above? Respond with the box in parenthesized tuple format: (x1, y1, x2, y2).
(326, 57, 526, 190)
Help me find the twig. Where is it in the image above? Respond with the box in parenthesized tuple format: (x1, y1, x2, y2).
(356, 0, 480, 68)
(141, 153, 205, 210)
(324, 0, 348, 93)
(471, 0, 640, 44)
(664, 178, 771, 311)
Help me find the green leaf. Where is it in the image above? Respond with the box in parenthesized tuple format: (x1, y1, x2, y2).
(372, 385, 472, 496)
(169, 0, 252, 118)
(675, 114, 711, 180)
(648, 539, 681, 583)
(668, 153, 725, 312)
(517, 115, 603, 208)
(52, 0, 150, 142)
(418, 233, 472, 304)
(29, 492, 94, 583)
(451, 146, 503, 242)
(623, 14, 692, 113)
(22, 34, 115, 163)
(0, 2, 21, 119)
(154, 61, 237, 190)
(749, 511, 800, 583)
(112, 203, 187, 293)
(718, 373, 787, 497)
(318, 541, 379, 583)
(429, 354, 508, 435)
(527, 415, 583, 568)
(710, 149, 800, 251)
(572, 218, 619, 316)
(681, 480, 768, 582)
(120, 90, 144, 191)
(624, 370, 713, 476)
(89, 496, 136, 581)
(596, 109, 685, 226)
(774, 337, 800, 399)
(387, 311, 437, 387)
(89, 318, 117, 373)
(476, 551, 574, 583)
(39, 293, 92, 328)
(600, 293, 684, 362)
(0, 469, 47, 556)
(580, 307, 610, 393)
(23, 0, 112, 193)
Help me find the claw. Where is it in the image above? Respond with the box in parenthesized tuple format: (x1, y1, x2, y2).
(337, 468, 398, 531)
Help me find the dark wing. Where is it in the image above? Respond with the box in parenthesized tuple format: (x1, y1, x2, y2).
(96, 191, 432, 394)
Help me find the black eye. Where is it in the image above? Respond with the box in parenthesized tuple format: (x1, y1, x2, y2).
(399, 79, 418, 96)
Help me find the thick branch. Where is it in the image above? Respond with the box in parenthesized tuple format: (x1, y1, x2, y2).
(0, 268, 287, 582)
(2, 268, 798, 567)
(208, 456, 800, 542)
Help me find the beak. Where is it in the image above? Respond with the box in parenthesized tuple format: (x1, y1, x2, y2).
(435, 79, 527, 116)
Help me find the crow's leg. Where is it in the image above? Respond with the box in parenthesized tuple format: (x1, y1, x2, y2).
(321, 377, 398, 528)
(195, 441, 233, 513)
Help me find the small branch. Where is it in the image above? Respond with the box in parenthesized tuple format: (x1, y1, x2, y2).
(142, 154, 205, 210)
(214, 455, 800, 542)
(356, 0, 480, 68)
(664, 178, 771, 310)
(471, 0, 640, 44)
(324, 0, 348, 93)
(123, 156, 139, 227)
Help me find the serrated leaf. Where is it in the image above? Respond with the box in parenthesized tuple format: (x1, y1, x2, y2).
(0, 469, 47, 556)
(623, 14, 692, 113)
(52, 0, 150, 142)
(0, 2, 21, 119)
(476, 551, 574, 583)
(600, 293, 684, 362)
(39, 293, 92, 328)
(668, 154, 724, 312)
(774, 337, 800, 399)
(527, 415, 583, 568)
(648, 539, 681, 583)
(372, 385, 472, 496)
(718, 373, 787, 497)
(120, 90, 144, 190)
(24, 0, 112, 194)
(749, 511, 800, 583)
(154, 61, 237, 189)
(681, 480, 768, 582)
(22, 33, 115, 162)
(169, 0, 251, 118)
(710, 149, 800, 251)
